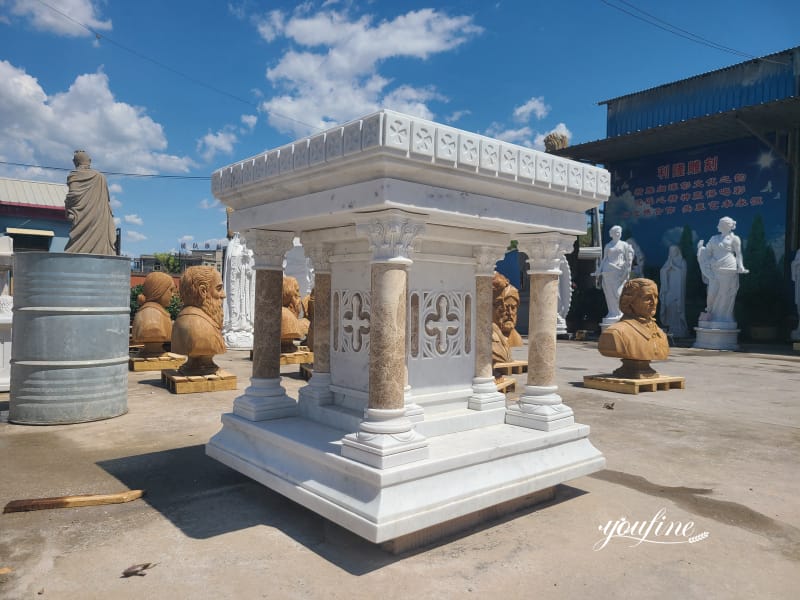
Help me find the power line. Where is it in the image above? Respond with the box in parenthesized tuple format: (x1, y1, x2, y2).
(0, 160, 211, 180)
(33, 0, 324, 134)
(600, 0, 788, 65)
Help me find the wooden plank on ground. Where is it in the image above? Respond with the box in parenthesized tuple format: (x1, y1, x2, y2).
(583, 374, 685, 395)
(162, 369, 238, 394)
(4, 490, 144, 513)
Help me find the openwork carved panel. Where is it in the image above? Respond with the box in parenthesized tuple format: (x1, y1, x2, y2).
(409, 291, 472, 359)
(334, 290, 371, 354)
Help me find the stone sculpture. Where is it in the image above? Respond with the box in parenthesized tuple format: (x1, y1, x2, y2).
(697, 216, 748, 326)
(64, 150, 117, 255)
(131, 272, 176, 357)
(557, 255, 572, 336)
(491, 272, 523, 365)
(171, 266, 226, 375)
(628, 238, 646, 279)
(791, 249, 800, 341)
(302, 288, 315, 350)
(0, 235, 13, 391)
(543, 131, 569, 153)
(281, 275, 310, 353)
(598, 278, 670, 378)
(659, 245, 689, 337)
(592, 225, 634, 324)
(222, 233, 256, 349)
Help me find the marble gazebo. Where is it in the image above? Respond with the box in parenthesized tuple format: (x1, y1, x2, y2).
(207, 110, 609, 545)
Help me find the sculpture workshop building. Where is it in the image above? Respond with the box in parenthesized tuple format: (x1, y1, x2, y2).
(556, 46, 800, 338)
(0, 177, 70, 252)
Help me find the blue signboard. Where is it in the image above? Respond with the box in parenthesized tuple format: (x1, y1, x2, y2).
(604, 137, 788, 272)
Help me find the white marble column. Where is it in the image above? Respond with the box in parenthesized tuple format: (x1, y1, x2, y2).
(298, 243, 333, 407)
(233, 230, 297, 421)
(341, 213, 429, 468)
(0, 236, 13, 392)
(468, 245, 507, 411)
(506, 233, 575, 431)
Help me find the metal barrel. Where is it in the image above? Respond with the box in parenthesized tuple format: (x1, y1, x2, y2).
(9, 252, 130, 424)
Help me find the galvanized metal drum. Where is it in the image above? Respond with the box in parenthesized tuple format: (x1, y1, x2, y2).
(9, 252, 130, 424)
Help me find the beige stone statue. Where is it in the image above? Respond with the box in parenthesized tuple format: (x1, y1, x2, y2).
(131, 272, 176, 357)
(64, 150, 117, 255)
(598, 278, 670, 379)
(543, 132, 569, 153)
(492, 272, 523, 365)
(281, 275, 310, 353)
(171, 266, 226, 375)
(302, 288, 315, 350)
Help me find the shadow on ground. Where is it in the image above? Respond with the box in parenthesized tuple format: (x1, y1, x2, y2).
(98, 444, 587, 574)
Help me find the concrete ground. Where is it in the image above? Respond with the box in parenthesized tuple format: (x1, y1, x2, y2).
(0, 340, 798, 600)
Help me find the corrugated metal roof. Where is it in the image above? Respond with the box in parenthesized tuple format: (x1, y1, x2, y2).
(553, 96, 800, 165)
(601, 47, 799, 137)
(0, 177, 67, 209)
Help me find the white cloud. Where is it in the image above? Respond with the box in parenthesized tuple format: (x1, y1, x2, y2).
(256, 7, 482, 137)
(178, 235, 194, 245)
(446, 110, 471, 123)
(240, 114, 257, 130)
(197, 127, 237, 162)
(6, 0, 112, 37)
(108, 183, 123, 194)
(113, 216, 121, 226)
(533, 122, 572, 151)
(110, 196, 122, 209)
(124, 213, 143, 225)
(0, 61, 195, 180)
(485, 124, 534, 147)
(199, 198, 221, 210)
(513, 96, 550, 122)
(254, 9, 285, 42)
(126, 231, 147, 242)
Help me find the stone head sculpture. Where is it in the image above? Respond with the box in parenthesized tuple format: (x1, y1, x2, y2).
(131, 271, 176, 355)
(598, 277, 669, 379)
(73, 150, 92, 168)
(280, 275, 309, 352)
(492, 273, 520, 339)
(171, 266, 227, 375)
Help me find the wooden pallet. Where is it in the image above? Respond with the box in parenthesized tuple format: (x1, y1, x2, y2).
(280, 349, 314, 366)
(496, 377, 516, 393)
(161, 369, 237, 394)
(494, 360, 528, 375)
(129, 352, 186, 372)
(583, 374, 685, 395)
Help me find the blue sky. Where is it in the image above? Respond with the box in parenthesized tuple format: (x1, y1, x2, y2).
(0, 0, 797, 256)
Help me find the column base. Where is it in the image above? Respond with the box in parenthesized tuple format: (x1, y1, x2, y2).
(342, 408, 429, 469)
(404, 385, 425, 423)
(298, 371, 333, 408)
(233, 377, 297, 421)
(468, 376, 506, 411)
(506, 385, 574, 431)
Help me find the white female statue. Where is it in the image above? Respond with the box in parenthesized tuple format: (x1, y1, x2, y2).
(222, 232, 256, 348)
(592, 225, 634, 323)
(791, 249, 800, 340)
(696, 216, 748, 326)
(659, 245, 689, 337)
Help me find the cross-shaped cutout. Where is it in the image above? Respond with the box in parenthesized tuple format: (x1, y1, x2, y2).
(343, 293, 370, 352)
(425, 295, 459, 354)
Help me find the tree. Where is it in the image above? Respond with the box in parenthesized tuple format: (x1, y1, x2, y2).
(153, 252, 181, 274)
(130, 283, 182, 321)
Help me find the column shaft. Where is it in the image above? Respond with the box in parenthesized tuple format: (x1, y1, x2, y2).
(312, 272, 331, 373)
(368, 263, 407, 410)
(527, 273, 559, 387)
(474, 275, 494, 379)
(252, 269, 283, 380)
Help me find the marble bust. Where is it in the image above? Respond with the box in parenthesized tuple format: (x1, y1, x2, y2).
(64, 150, 117, 255)
(131, 271, 176, 357)
(697, 216, 748, 326)
(598, 278, 670, 379)
(171, 266, 227, 375)
(491, 272, 523, 365)
(592, 225, 634, 323)
(281, 275, 310, 353)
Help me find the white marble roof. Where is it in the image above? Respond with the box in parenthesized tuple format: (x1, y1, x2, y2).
(212, 110, 610, 207)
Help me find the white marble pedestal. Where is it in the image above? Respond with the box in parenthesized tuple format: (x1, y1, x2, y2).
(207, 110, 610, 545)
(694, 322, 740, 351)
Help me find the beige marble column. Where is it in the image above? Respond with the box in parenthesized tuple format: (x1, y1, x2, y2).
(298, 243, 333, 407)
(233, 230, 297, 421)
(506, 232, 576, 431)
(341, 212, 429, 468)
(468, 245, 507, 411)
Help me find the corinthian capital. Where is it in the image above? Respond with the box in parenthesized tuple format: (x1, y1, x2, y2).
(356, 212, 425, 264)
(304, 243, 333, 274)
(245, 229, 295, 270)
(473, 245, 507, 276)
(516, 232, 574, 275)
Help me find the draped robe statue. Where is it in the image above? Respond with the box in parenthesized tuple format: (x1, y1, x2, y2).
(64, 151, 116, 255)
